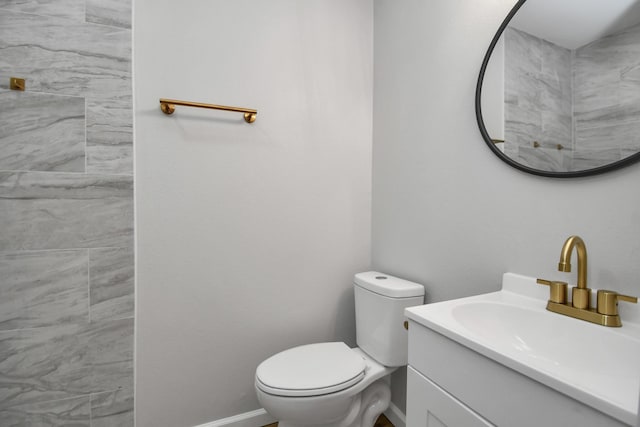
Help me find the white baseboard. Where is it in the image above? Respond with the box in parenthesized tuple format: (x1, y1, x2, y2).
(384, 402, 406, 427)
(192, 408, 276, 427)
(193, 402, 404, 427)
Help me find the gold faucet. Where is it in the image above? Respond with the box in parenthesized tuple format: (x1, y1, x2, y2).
(537, 235, 637, 327)
(558, 235, 590, 309)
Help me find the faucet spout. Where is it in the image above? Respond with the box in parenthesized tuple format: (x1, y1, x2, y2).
(558, 235, 591, 309)
(558, 235, 587, 289)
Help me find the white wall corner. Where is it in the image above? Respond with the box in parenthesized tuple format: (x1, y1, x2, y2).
(192, 408, 276, 427)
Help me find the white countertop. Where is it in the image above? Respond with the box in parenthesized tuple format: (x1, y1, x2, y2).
(405, 273, 640, 426)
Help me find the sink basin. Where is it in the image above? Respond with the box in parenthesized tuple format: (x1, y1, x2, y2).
(405, 273, 640, 426)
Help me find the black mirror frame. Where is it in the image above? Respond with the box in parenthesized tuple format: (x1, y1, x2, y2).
(475, 0, 640, 178)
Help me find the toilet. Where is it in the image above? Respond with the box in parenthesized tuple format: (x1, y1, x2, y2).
(255, 271, 425, 427)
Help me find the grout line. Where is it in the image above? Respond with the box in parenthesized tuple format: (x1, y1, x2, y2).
(0, 324, 80, 333)
(0, 169, 133, 177)
(85, 97, 88, 174)
(0, 88, 85, 99)
(87, 248, 92, 324)
(0, 247, 130, 256)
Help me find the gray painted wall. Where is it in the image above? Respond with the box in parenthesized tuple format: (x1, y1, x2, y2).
(374, 0, 640, 413)
(0, 1, 134, 425)
(134, 1, 373, 426)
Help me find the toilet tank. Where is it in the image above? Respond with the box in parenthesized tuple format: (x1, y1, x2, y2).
(354, 271, 425, 367)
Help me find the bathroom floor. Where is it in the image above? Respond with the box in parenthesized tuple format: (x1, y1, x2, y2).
(374, 414, 395, 426)
(263, 414, 394, 427)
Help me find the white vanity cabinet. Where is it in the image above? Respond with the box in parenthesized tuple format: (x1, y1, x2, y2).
(406, 319, 629, 427)
(407, 366, 491, 427)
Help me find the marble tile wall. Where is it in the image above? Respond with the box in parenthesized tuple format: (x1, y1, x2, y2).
(573, 23, 640, 170)
(504, 27, 573, 172)
(505, 24, 640, 172)
(0, 1, 133, 426)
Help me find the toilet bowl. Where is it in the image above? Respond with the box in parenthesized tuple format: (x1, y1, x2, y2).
(255, 272, 425, 427)
(256, 344, 394, 427)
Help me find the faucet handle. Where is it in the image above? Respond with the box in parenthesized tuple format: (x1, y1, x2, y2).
(597, 290, 638, 316)
(537, 278, 568, 304)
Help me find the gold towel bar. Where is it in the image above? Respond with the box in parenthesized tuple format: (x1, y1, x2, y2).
(159, 98, 257, 123)
(533, 141, 564, 150)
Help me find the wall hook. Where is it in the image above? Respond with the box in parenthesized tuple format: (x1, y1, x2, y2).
(10, 77, 25, 91)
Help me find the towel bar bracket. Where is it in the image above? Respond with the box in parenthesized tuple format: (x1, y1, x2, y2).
(160, 102, 176, 115)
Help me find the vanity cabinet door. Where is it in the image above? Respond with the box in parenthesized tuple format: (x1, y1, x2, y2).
(407, 366, 493, 427)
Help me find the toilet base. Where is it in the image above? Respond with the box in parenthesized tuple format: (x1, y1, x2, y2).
(275, 379, 391, 427)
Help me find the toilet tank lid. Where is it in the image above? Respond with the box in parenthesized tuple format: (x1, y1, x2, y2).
(354, 271, 424, 298)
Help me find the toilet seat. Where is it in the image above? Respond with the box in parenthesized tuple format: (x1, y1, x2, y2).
(256, 342, 365, 397)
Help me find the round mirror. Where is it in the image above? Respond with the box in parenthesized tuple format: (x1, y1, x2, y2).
(476, 0, 640, 177)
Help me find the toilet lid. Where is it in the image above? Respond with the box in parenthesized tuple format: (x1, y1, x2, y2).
(256, 342, 366, 397)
